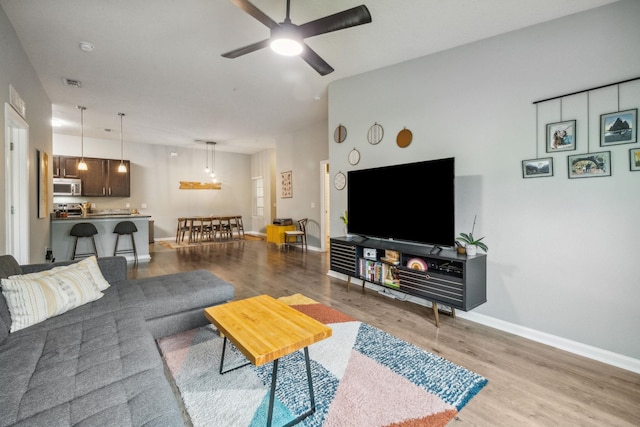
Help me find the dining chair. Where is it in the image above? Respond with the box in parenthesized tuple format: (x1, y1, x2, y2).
(284, 218, 308, 251)
(175, 217, 190, 243)
(229, 215, 245, 239)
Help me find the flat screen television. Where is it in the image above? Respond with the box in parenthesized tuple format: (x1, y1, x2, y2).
(347, 157, 455, 247)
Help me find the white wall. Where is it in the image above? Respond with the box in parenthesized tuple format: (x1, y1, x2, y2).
(329, 0, 640, 363)
(274, 121, 328, 249)
(53, 134, 252, 240)
(0, 7, 52, 262)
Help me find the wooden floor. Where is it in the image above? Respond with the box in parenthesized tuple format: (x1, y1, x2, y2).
(133, 239, 640, 426)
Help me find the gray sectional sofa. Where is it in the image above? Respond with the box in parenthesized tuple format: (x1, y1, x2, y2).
(0, 255, 235, 426)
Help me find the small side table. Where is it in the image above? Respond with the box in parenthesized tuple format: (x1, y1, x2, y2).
(266, 224, 296, 247)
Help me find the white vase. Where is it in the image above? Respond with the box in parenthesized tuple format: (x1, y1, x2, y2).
(466, 245, 477, 256)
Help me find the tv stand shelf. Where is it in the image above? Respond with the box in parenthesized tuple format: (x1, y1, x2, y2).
(329, 236, 486, 327)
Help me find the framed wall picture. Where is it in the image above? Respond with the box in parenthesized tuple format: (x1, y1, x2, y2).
(568, 151, 611, 179)
(630, 148, 640, 171)
(37, 150, 49, 218)
(546, 120, 576, 152)
(522, 157, 553, 178)
(281, 170, 292, 198)
(600, 109, 637, 146)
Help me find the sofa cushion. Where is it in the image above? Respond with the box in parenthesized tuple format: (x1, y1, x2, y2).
(0, 308, 183, 426)
(0, 255, 22, 279)
(129, 270, 235, 321)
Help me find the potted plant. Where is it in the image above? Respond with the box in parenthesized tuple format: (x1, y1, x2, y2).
(339, 210, 349, 237)
(456, 215, 488, 256)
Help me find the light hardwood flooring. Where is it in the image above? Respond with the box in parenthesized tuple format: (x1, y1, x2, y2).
(133, 239, 640, 426)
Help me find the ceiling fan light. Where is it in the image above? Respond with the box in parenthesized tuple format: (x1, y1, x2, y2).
(270, 37, 303, 56)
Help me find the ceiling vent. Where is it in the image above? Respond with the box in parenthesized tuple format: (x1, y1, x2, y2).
(62, 77, 82, 88)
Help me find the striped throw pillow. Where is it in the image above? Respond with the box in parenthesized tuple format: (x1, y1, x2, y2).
(11, 256, 110, 291)
(2, 261, 105, 332)
(1, 275, 70, 332)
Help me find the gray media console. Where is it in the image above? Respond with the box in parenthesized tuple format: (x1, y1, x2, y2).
(330, 236, 487, 326)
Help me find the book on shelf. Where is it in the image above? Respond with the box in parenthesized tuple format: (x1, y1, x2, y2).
(382, 263, 400, 289)
(380, 249, 400, 265)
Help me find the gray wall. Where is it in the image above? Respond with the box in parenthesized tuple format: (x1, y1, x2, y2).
(274, 121, 328, 249)
(0, 7, 52, 262)
(328, 0, 640, 363)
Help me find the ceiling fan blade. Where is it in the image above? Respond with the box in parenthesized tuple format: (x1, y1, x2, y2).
(221, 39, 270, 58)
(300, 44, 334, 76)
(229, 0, 280, 29)
(298, 5, 371, 39)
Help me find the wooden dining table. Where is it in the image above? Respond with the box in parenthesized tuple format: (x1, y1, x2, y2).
(176, 215, 243, 244)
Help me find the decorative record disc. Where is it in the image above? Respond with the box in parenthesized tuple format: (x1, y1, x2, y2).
(397, 127, 413, 148)
(406, 257, 428, 271)
(367, 122, 384, 145)
(334, 125, 347, 143)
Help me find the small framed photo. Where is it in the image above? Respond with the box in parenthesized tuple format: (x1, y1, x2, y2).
(568, 151, 611, 179)
(600, 109, 637, 146)
(280, 170, 292, 198)
(630, 148, 640, 171)
(546, 120, 576, 152)
(522, 157, 553, 178)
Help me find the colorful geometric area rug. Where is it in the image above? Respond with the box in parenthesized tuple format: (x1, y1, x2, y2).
(157, 294, 487, 427)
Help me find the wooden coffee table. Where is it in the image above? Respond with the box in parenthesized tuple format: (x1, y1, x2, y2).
(204, 295, 332, 427)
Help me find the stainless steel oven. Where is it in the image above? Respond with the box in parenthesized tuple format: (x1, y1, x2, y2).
(53, 178, 82, 196)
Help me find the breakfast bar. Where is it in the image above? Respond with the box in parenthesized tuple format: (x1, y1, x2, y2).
(50, 214, 151, 262)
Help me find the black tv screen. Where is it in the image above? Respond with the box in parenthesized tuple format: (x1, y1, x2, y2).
(347, 157, 455, 247)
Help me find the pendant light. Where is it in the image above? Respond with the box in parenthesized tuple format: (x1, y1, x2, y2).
(204, 141, 210, 174)
(209, 142, 217, 183)
(77, 106, 88, 171)
(117, 112, 127, 173)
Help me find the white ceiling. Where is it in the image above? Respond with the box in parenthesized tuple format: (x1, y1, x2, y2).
(2, 0, 618, 154)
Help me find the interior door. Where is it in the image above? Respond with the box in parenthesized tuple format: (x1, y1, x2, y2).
(4, 103, 30, 263)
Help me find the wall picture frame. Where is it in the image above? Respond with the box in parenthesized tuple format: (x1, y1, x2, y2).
(281, 170, 292, 198)
(630, 148, 640, 171)
(546, 120, 576, 152)
(600, 109, 637, 146)
(522, 157, 553, 178)
(568, 151, 611, 179)
(37, 149, 49, 219)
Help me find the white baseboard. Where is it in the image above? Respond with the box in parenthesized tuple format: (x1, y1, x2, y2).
(327, 271, 640, 374)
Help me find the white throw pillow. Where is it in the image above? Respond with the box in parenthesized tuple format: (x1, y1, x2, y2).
(10, 256, 110, 291)
(1, 275, 70, 332)
(2, 260, 105, 332)
(76, 256, 111, 291)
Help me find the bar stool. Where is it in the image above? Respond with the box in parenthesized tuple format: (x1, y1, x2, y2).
(113, 221, 138, 263)
(70, 222, 99, 260)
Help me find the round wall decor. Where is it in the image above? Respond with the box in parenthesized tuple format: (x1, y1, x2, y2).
(334, 171, 346, 190)
(333, 125, 347, 143)
(348, 148, 361, 165)
(367, 122, 384, 145)
(397, 127, 413, 148)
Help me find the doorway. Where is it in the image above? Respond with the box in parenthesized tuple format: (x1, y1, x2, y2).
(320, 160, 330, 251)
(4, 103, 30, 263)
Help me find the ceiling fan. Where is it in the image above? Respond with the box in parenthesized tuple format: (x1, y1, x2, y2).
(222, 0, 372, 76)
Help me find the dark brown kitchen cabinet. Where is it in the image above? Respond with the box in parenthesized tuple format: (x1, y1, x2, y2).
(74, 157, 130, 197)
(53, 156, 80, 178)
(106, 159, 130, 197)
(77, 158, 107, 196)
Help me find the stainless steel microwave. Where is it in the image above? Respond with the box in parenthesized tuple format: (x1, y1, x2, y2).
(53, 178, 82, 196)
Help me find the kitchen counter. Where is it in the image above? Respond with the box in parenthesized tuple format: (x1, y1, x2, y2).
(50, 215, 151, 262)
(51, 213, 151, 220)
